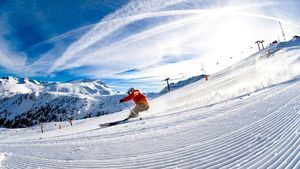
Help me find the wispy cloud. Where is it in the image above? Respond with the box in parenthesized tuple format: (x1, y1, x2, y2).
(26, 24, 94, 52)
(46, 1, 300, 80)
(0, 17, 33, 76)
(0, 48, 29, 75)
(48, 0, 189, 73)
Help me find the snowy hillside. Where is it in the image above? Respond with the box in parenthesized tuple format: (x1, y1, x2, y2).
(159, 74, 206, 95)
(0, 78, 126, 128)
(0, 38, 300, 168)
(0, 92, 125, 128)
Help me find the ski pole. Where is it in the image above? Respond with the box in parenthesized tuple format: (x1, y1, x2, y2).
(123, 102, 132, 111)
(123, 103, 140, 119)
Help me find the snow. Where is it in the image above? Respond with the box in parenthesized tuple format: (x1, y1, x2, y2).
(0, 38, 300, 168)
(0, 153, 7, 168)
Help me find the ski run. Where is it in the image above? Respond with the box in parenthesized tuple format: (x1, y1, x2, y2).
(0, 38, 300, 168)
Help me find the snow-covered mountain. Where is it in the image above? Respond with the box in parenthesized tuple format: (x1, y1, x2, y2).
(44, 79, 119, 96)
(0, 77, 120, 98)
(0, 78, 126, 128)
(0, 77, 42, 98)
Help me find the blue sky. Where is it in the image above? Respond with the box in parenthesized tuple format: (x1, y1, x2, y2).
(1, 0, 300, 92)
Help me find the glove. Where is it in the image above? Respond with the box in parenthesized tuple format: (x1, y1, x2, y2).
(119, 99, 125, 103)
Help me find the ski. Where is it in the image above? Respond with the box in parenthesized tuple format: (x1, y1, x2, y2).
(99, 117, 142, 127)
(99, 117, 130, 127)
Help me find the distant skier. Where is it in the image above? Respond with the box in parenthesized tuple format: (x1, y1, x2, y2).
(120, 88, 149, 118)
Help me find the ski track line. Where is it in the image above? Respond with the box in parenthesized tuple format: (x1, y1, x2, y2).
(138, 100, 299, 167)
(291, 151, 300, 169)
(272, 134, 300, 169)
(221, 118, 299, 169)
(190, 116, 298, 168)
(222, 122, 298, 168)
(218, 101, 300, 168)
(153, 99, 300, 169)
(285, 143, 300, 169)
(249, 123, 299, 168)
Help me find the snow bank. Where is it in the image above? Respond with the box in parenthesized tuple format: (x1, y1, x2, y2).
(0, 152, 7, 168)
(151, 40, 300, 114)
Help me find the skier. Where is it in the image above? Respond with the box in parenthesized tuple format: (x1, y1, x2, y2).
(120, 88, 149, 118)
(99, 88, 149, 127)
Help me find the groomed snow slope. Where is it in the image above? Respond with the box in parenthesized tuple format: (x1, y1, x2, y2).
(0, 39, 300, 168)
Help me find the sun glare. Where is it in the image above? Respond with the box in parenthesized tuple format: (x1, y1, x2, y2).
(210, 15, 253, 55)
